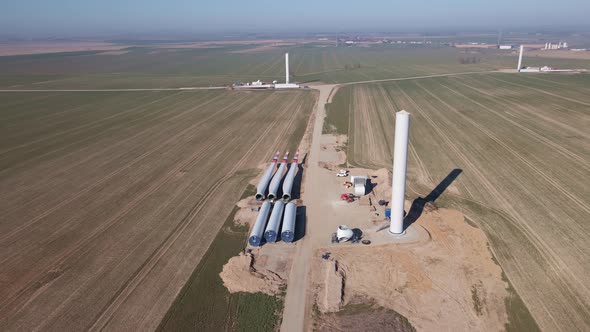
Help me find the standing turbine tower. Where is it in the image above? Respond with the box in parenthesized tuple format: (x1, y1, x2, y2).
(285, 53, 290, 84)
(517, 45, 524, 72)
(390, 111, 410, 234)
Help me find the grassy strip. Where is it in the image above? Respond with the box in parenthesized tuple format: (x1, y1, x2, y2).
(503, 272, 541, 332)
(323, 85, 352, 135)
(158, 185, 285, 332)
(235, 292, 284, 332)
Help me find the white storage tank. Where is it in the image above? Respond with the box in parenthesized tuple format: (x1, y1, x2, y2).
(281, 202, 297, 242)
(249, 201, 271, 246)
(264, 201, 285, 243)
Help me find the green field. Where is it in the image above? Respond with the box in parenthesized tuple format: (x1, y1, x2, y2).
(2, 44, 589, 89)
(159, 186, 285, 332)
(325, 72, 590, 331)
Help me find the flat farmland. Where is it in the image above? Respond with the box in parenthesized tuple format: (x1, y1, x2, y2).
(328, 73, 590, 331)
(0, 89, 315, 330)
(3, 45, 589, 90)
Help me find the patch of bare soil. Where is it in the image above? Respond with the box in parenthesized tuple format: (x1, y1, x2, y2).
(235, 197, 261, 226)
(220, 252, 285, 296)
(311, 206, 510, 331)
(319, 134, 347, 170)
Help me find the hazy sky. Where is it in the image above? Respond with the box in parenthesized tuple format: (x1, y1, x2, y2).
(2, 0, 589, 37)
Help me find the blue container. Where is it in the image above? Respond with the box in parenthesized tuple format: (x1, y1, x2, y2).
(385, 208, 391, 218)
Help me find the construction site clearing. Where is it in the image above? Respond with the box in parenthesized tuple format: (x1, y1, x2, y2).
(220, 130, 511, 330)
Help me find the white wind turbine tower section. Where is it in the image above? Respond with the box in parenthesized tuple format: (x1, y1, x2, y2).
(267, 151, 289, 200)
(390, 111, 410, 234)
(517, 45, 524, 72)
(285, 53, 290, 84)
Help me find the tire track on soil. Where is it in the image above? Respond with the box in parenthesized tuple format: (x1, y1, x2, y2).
(0, 93, 254, 241)
(85, 93, 307, 331)
(0, 92, 282, 316)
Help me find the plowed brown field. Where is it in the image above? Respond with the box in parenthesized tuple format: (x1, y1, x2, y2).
(332, 73, 590, 331)
(0, 89, 315, 331)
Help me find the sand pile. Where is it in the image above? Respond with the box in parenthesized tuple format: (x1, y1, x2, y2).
(220, 252, 285, 296)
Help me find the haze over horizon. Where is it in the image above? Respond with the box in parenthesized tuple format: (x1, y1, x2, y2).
(2, 0, 590, 38)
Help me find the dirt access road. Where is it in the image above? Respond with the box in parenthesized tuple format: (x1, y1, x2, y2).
(280, 84, 337, 332)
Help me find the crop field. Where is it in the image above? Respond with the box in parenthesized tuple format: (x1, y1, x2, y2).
(2, 44, 589, 90)
(326, 73, 590, 331)
(0, 89, 315, 330)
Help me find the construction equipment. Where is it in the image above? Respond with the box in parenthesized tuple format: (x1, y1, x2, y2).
(336, 169, 349, 177)
(340, 193, 355, 203)
(342, 181, 353, 188)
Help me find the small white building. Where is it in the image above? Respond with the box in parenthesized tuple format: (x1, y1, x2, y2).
(275, 83, 300, 89)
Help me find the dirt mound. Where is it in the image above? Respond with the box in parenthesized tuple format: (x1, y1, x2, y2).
(220, 252, 285, 296)
(317, 259, 345, 313)
(313, 207, 509, 331)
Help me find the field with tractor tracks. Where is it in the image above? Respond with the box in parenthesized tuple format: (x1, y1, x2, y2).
(326, 73, 590, 331)
(0, 89, 314, 330)
(3, 45, 589, 90)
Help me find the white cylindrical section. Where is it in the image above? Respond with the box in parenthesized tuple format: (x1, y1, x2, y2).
(390, 110, 410, 234)
(285, 53, 289, 84)
(281, 202, 297, 242)
(249, 201, 271, 246)
(265, 201, 284, 243)
(256, 163, 276, 200)
(517, 45, 524, 71)
(268, 162, 287, 200)
(281, 163, 297, 201)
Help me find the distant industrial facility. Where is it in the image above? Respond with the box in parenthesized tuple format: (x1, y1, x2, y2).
(544, 42, 568, 50)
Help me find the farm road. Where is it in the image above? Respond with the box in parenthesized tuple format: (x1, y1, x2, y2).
(280, 84, 337, 332)
(0, 87, 226, 92)
(0, 70, 504, 93)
